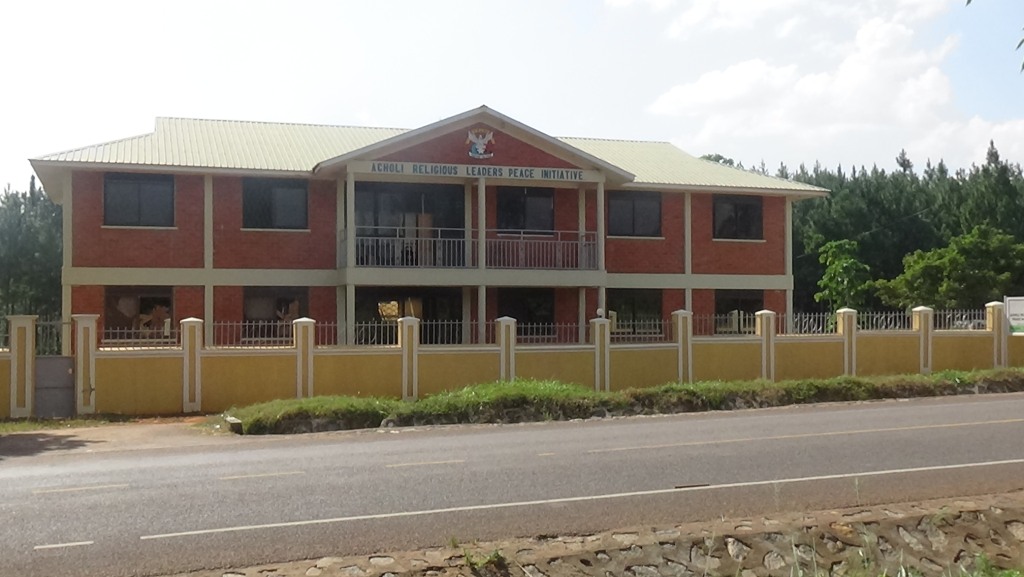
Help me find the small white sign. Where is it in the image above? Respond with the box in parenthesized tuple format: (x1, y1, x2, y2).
(1005, 296, 1024, 334)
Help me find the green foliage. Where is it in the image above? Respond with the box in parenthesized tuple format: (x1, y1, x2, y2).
(874, 225, 1024, 309)
(0, 177, 62, 316)
(228, 370, 1024, 434)
(814, 240, 872, 311)
(789, 145, 1024, 312)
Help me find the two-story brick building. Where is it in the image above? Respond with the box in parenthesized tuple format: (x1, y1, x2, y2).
(30, 106, 826, 347)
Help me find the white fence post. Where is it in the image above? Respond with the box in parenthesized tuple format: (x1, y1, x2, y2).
(912, 306, 934, 375)
(181, 317, 204, 412)
(293, 317, 316, 399)
(8, 315, 37, 418)
(497, 316, 517, 381)
(755, 310, 777, 381)
(671, 310, 693, 383)
(986, 301, 1007, 369)
(398, 317, 420, 400)
(836, 308, 858, 376)
(591, 317, 610, 392)
(72, 314, 99, 415)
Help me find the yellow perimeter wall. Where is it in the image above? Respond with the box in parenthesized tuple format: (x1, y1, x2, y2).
(202, 354, 295, 412)
(314, 352, 403, 398)
(95, 355, 183, 415)
(693, 340, 761, 382)
(775, 339, 844, 381)
(516, 348, 594, 389)
(1010, 336, 1024, 367)
(857, 333, 920, 376)
(419, 349, 500, 396)
(610, 346, 677, 390)
(933, 333, 994, 372)
(0, 356, 10, 418)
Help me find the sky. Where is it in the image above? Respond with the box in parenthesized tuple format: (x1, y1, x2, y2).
(1, 0, 1022, 191)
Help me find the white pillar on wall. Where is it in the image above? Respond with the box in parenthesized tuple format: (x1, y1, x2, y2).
(477, 285, 487, 344)
(596, 181, 606, 272)
(476, 177, 486, 271)
(345, 171, 356, 269)
(72, 314, 98, 415)
(180, 317, 203, 412)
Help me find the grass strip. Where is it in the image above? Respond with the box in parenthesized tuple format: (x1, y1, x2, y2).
(227, 368, 1024, 435)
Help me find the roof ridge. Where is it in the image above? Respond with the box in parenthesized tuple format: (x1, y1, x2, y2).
(33, 131, 155, 160)
(559, 135, 673, 145)
(156, 116, 411, 132)
(692, 155, 816, 187)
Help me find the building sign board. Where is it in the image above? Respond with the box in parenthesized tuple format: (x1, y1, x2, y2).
(350, 160, 603, 183)
(1005, 296, 1024, 334)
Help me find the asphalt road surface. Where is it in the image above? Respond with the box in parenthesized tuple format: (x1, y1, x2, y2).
(4, 393, 1024, 577)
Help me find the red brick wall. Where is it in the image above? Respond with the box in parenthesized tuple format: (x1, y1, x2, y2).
(663, 289, 686, 318)
(691, 194, 786, 275)
(173, 286, 205, 323)
(71, 171, 203, 268)
(765, 290, 787, 317)
(213, 177, 336, 269)
(606, 193, 685, 273)
(380, 127, 577, 169)
(309, 286, 336, 324)
(213, 286, 243, 323)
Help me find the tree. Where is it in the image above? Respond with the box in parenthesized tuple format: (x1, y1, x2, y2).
(699, 153, 737, 167)
(0, 177, 63, 317)
(874, 225, 1024, 309)
(814, 240, 872, 311)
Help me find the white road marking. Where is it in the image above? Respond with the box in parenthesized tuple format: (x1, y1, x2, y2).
(385, 459, 465, 468)
(139, 458, 1024, 541)
(587, 417, 1024, 454)
(34, 541, 94, 550)
(218, 471, 305, 481)
(537, 452, 556, 457)
(32, 484, 129, 495)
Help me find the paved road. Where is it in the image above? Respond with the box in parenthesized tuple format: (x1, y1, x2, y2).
(4, 394, 1024, 577)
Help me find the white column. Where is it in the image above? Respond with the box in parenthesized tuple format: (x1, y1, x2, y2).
(598, 286, 607, 317)
(204, 175, 214, 269)
(755, 310, 777, 381)
(345, 284, 356, 345)
(398, 316, 420, 400)
(477, 285, 487, 343)
(836, 308, 858, 376)
(461, 287, 472, 345)
(293, 317, 316, 398)
(684, 192, 692, 275)
(596, 181, 606, 272)
(672, 310, 693, 383)
(987, 301, 1008, 368)
(180, 317, 203, 413)
(464, 183, 473, 267)
(785, 198, 793, 332)
(476, 176, 486, 270)
(912, 306, 934, 375)
(72, 314, 98, 414)
(203, 286, 214, 346)
(578, 287, 587, 343)
(591, 317, 611, 392)
(497, 316, 516, 381)
(336, 177, 346, 269)
(61, 176, 73, 356)
(345, 171, 356, 269)
(8, 315, 37, 418)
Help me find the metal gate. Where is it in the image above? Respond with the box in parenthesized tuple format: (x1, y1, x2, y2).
(34, 320, 74, 418)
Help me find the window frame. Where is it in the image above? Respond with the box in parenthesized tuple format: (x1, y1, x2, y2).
(608, 191, 662, 237)
(103, 173, 175, 227)
(496, 186, 554, 234)
(242, 178, 309, 230)
(712, 194, 764, 240)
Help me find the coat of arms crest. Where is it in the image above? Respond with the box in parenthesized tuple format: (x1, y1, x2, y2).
(466, 129, 495, 159)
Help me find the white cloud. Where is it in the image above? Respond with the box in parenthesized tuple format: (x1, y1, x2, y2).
(645, 0, 1016, 170)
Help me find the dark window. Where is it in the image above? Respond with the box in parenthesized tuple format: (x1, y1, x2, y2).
(243, 178, 308, 229)
(103, 174, 174, 227)
(497, 187, 553, 233)
(714, 289, 762, 334)
(103, 286, 173, 341)
(608, 191, 661, 236)
(498, 288, 555, 335)
(242, 286, 309, 342)
(713, 195, 763, 240)
(607, 289, 662, 325)
(715, 289, 763, 315)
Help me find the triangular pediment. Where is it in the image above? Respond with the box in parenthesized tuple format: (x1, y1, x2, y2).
(313, 106, 634, 183)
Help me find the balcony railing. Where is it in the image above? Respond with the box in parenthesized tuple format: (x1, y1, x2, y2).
(341, 228, 598, 270)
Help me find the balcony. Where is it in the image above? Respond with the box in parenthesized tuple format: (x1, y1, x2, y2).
(342, 228, 597, 270)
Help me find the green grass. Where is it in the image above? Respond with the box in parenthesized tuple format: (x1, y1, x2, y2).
(227, 368, 1024, 435)
(0, 415, 134, 434)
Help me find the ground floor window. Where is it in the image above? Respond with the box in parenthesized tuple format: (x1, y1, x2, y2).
(355, 287, 462, 345)
(607, 289, 662, 333)
(242, 287, 308, 341)
(104, 286, 173, 341)
(497, 288, 555, 338)
(714, 289, 762, 334)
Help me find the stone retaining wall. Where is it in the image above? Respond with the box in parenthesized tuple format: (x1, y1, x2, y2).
(189, 492, 1024, 577)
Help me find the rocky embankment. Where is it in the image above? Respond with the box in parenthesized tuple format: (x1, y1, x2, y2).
(176, 491, 1024, 577)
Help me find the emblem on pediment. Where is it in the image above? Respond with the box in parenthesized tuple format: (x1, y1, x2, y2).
(466, 129, 495, 159)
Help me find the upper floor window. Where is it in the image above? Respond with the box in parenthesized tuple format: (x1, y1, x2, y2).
(243, 178, 308, 229)
(103, 173, 174, 227)
(497, 187, 553, 233)
(713, 195, 763, 240)
(608, 191, 661, 237)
